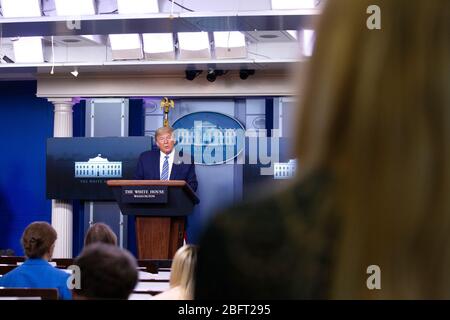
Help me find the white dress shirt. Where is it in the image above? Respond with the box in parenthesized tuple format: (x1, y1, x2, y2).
(160, 149, 175, 180)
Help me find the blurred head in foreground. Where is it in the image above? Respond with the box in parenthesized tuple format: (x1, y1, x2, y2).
(73, 243, 138, 300)
(297, 0, 450, 298)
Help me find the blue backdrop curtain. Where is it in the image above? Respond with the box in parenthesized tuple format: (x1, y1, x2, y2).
(0, 81, 53, 255)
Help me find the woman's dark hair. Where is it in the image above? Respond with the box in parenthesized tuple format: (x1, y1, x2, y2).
(21, 222, 57, 259)
(84, 223, 117, 247)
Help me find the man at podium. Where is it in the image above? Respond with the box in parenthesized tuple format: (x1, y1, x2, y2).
(134, 126, 198, 192)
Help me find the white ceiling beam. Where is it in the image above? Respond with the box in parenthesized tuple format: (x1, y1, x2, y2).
(36, 71, 298, 98)
(0, 10, 320, 38)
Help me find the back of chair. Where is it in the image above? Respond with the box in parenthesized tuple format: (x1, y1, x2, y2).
(152, 259, 173, 269)
(0, 256, 25, 265)
(0, 264, 17, 275)
(137, 259, 172, 273)
(137, 260, 158, 274)
(52, 258, 74, 268)
(0, 288, 58, 300)
(132, 290, 163, 296)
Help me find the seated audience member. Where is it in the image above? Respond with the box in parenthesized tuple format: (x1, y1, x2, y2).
(84, 222, 117, 247)
(195, 0, 450, 299)
(72, 243, 138, 300)
(83, 223, 157, 283)
(0, 222, 71, 300)
(153, 245, 197, 300)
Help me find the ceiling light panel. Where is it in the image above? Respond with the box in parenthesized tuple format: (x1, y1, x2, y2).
(271, 0, 318, 10)
(302, 29, 315, 56)
(117, 0, 159, 14)
(54, 0, 96, 16)
(286, 30, 298, 40)
(142, 33, 175, 60)
(13, 37, 44, 63)
(0, 0, 41, 18)
(177, 32, 211, 60)
(109, 34, 143, 60)
(214, 32, 246, 48)
(214, 32, 247, 59)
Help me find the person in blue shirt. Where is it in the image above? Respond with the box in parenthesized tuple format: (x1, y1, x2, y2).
(0, 221, 71, 300)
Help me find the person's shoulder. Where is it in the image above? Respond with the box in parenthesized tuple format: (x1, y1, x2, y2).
(139, 149, 158, 159)
(3, 262, 31, 277)
(152, 287, 185, 300)
(0, 266, 20, 283)
(46, 264, 70, 280)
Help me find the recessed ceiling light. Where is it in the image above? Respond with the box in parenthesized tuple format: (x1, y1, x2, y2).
(271, 0, 318, 10)
(287, 30, 298, 40)
(142, 33, 175, 60)
(177, 32, 211, 59)
(13, 37, 44, 63)
(0, 0, 41, 17)
(214, 32, 247, 59)
(54, 0, 96, 16)
(62, 39, 81, 43)
(109, 34, 143, 60)
(142, 33, 174, 54)
(117, 0, 159, 14)
(214, 32, 246, 48)
(302, 29, 315, 57)
(259, 34, 279, 39)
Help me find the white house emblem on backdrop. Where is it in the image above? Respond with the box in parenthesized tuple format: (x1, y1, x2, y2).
(75, 154, 122, 178)
(274, 159, 297, 180)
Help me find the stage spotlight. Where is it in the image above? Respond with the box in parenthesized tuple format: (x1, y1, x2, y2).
(239, 69, 255, 80)
(71, 67, 79, 77)
(185, 70, 202, 81)
(206, 69, 225, 82)
(1, 55, 14, 63)
(206, 69, 216, 82)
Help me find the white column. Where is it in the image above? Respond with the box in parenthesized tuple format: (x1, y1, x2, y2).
(49, 98, 74, 258)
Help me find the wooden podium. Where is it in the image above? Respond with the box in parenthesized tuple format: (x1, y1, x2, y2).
(106, 180, 199, 260)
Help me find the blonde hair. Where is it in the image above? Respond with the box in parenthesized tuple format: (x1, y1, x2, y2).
(155, 127, 174, 139)
(297, 0, 450, 298)
(170, 245, 198, 299)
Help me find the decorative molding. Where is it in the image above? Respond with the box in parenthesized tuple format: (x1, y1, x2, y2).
(37, 72, 297, 98)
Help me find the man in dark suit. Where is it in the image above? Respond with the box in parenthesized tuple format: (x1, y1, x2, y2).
(135, 126, 198, 192)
